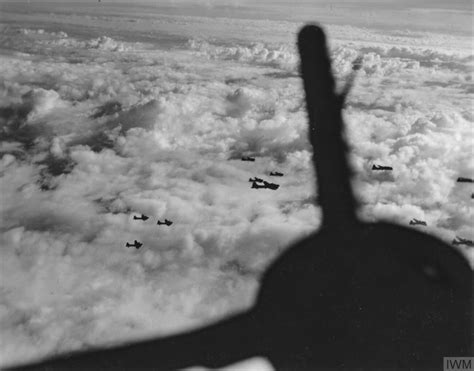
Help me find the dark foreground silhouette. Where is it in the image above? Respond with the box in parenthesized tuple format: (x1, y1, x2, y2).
(7, 25, 472, 371)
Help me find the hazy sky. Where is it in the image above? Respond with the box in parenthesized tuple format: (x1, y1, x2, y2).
(1, 0, 472, 36)
(1, 0, 472, 9)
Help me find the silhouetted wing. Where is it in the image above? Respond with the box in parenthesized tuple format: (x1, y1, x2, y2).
(7, 311, 261, 370)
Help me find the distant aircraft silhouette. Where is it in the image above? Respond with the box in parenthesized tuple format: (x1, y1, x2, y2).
(133, 214, 149, 221)
(372, 164, 393, 171)
(263, 181, 279, 190)
(157, 219, 173, 226)
(250, 181, 266, 189)
(452, 236, 473, 248)
(248, 177, 264, 183)
(269, 171, 284, 177)
(457, 177, 474, 183)
(8, 24, 471, 371)
(250, 180, 279, 190)
(409, 218, 427, 226)
(125, 240, 142, 249)
(241, 156, 255, 162)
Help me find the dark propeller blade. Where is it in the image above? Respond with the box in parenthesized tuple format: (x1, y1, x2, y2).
(298, 25, 357, 228)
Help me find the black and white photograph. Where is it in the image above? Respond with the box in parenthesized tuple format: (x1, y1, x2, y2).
(0, 0, 472, 370)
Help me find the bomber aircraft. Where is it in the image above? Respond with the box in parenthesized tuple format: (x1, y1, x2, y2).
(126, 240, 142, 249)
(251, 180, 279, 190)
(452, 236, 473, 247)
(409, 219, 427, 226)
(372, 164, 393, 171)
(263, 181, 279, 190)
(457, 177, 473, 183)
(157, 219, 173, 226)
(270, 172, 284, 177)
(133, 214, 149, 221)
(241, 156, 256, 162)
(251, 181, 266, 189)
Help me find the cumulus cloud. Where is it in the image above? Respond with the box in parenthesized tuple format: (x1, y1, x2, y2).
(16, 28, 141, 53)
(188, 39, 298, 71)
(0, 1, 472, 369)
